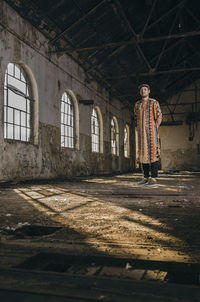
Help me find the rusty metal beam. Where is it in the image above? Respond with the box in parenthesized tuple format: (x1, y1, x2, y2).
(140, 30, 200, 43)
(154, 9, 179, 70)
(162, 102, 200, 106)
(88, 0, 186, 74)
(49, 39, 135, 54)
(105, 66, 200, 79)
(184, 6, 200, 27)
(109, 0, 152, 71)
(140, 0, 158, 37)
(87, 36, 182, 74)
(49, 30, 200, 54)
(145, 0, 186, 32)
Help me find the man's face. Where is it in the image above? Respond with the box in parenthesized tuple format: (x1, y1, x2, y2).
(140, 86, 150, 98)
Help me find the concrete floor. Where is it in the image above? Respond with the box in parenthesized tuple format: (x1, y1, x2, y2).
(0, 172, 200, 301)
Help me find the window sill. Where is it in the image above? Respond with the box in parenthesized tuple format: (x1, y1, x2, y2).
(4, 138, 32, 145)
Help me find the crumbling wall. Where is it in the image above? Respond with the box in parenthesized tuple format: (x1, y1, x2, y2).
(160, 82, 200, 171)
(0, 1, 134, 182)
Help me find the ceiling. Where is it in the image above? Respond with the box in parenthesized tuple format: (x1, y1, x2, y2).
(5, 0, 200, 107)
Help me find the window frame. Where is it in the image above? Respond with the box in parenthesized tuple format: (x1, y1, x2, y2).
(111, 117, 119, 156)
(124, 124, 130, 158)
(91, 108, 100, 153)
(4, 62, 33, 143)
(60, 91, 75, 149)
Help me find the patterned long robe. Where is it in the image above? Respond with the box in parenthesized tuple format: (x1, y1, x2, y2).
(134, 98, 162, 164)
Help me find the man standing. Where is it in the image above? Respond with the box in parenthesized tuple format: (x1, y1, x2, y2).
(134, 84, 162, 187)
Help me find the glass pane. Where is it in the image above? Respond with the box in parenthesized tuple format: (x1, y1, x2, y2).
(61, 124, 64, 136)
(27, 113, 30, 128)
(7, 63, 14, 76)
(7, 123, 14, 139)
(14, 125, 20, 140)
(64, 103, 67, 114)
(8, 107, 14, 123)
(14, 110, 20, 125)
(8, 76, 26, 94)
(61, 112, 64, 124)
(21, 127, 26, 141)
(8, 90, 26, 111)
(64, 114, 68, 125)
(21, 70, 26, 82)
(26, 85, 30, 97)
(65, 126, 68, 137)
(4, 107, 7, 122)
(61, 101, 64, 113)
(21, 112, 26, 127)
(65, 137, 68, 147)
(27, 100, 30, 113)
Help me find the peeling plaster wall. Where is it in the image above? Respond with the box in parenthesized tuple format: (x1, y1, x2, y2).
(0, 1, 134, 181)
(160, 82, 200, 171)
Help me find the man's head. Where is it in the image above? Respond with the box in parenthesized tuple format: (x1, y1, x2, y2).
(138, 84, 150, 98)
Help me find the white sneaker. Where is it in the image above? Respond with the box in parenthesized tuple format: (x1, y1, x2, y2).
(137, 178, 149, 186)
(145, 178, 158, 187)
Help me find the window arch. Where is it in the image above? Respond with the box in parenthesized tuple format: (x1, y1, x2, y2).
(111, 117, 119, 156)
(124, 124, 130, 158)
(4, 62, 34, 142)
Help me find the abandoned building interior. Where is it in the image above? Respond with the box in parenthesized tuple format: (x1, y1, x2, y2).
(0, 0, 200, 301)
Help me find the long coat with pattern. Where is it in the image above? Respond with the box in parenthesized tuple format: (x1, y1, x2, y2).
(134, 98, 162, 164)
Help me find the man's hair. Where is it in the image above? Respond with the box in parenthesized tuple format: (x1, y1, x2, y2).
(138, 84, 150, 90)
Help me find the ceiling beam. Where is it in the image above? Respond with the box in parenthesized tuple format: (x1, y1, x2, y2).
(184, 6, 200, 27)
(154, 8, 179, 70)
(86, 0, 186, 74)
(49, 30, 200, 54)
(48, 0, 107, 44)
(87, 35, 182, 74)
(105, 66, 200, 79)
(162, 102, 200, 106)
(109, 0, 152, 71)
(140, 0, 158, 37)
(145, 0, 186, 32)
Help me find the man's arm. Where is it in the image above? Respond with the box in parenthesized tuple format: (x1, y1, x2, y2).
(153, 100, 162, 127)
(134, 102, 138, 128)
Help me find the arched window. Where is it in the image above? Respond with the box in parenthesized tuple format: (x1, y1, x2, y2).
(91, 108, 100, 152)
(61, 92, 74, 148)
(4, 63, 32, 142)
(124, 124, 130, 158)
(111, 117, 119, 156)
